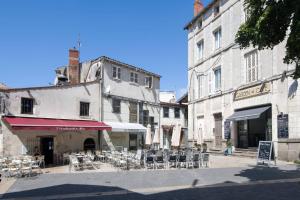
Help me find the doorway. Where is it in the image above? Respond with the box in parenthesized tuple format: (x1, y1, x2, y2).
(40, 137, 54, 165)
(84, 138, 96, 151)
(214, 113, 222, 149)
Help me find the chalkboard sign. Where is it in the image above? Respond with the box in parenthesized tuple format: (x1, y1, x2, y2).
(257, 141, 273, 164)
(278, 114, 288, 138)
(224, 121, 231, 139)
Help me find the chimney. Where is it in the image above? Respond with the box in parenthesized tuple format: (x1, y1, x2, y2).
(68, 48, 80, 84)
(194, 0, 204, 16)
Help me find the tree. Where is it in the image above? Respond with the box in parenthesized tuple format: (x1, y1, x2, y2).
(235, 0, 300, 79)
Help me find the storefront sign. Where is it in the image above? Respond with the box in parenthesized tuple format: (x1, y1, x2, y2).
(224, 121, 231, 139)
(234, 83, 271, 101)
(277, 114, 289, 138)
(257, 141, 274, 164)
(56, 127, 85, 131)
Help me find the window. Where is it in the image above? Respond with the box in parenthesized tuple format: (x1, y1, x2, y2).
(112, 66, 121, 79)
(145, 76, 153, 88)
(163, 107, 169, 118)
(149, 116, 155, 131)
(129, 102, 138, 123)
(245, 51, 258, 83)
(214, 28, 222, 50)
(143, 110, 149, 127)
(174, 107, 180, 118)
(208, 71, 213, 94)
(198, 74, 205, 98)
(196, 40, 204, 61)
(197, 18, 203, 29)
(130, 72, 138, 83)
(214, 4, 220, 16)
(139, 102, 144, 124)
(80, 102, 90, 116)
(21, 98, 34, 114)
(214, 67, 222, 91)
(112, 98, 121, 113)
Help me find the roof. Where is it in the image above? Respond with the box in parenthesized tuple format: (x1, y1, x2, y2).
(177, 92, 188, 104)
(184, 0, 218, 30)
(160, 101, 186, 107)
(0, 80, 99, 93)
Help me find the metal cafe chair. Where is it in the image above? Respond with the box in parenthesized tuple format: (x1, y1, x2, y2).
(202, 153, 210, 168)
(167, 154, 178, 169)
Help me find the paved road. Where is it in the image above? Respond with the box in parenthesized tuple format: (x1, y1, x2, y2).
(2, 164, 300, 200)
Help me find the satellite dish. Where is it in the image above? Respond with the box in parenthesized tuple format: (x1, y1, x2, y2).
(105, 85, 111, 94)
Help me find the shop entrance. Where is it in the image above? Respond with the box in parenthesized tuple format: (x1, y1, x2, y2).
(40, 137, 54, 165)
(236, 106, 272, 149)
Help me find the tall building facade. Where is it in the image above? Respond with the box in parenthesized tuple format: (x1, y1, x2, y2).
(185, 0, 300, 161)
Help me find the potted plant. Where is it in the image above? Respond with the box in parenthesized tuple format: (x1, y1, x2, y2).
(226, 140, 233, 155)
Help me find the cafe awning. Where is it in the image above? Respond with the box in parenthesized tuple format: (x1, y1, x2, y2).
(227, 106, 270, 121)
(104, 121, 147, 133)
(3, 116, 112, 131)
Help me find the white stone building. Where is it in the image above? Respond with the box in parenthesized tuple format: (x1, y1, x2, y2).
(185, 0, 300, 161)
(0, 49, 161, 164)
(159, 91, 188, 149)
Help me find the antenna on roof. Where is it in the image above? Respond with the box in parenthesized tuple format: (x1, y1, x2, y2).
(77, 33, 81, 62)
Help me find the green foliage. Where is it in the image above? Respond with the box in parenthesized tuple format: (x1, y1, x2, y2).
(235, 0, 300, 79)
(226, 140, 232, 147)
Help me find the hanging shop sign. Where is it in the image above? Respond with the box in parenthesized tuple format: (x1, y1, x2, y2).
(234, 83, 271, 101)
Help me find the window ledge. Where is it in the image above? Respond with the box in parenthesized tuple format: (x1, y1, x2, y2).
(79, 116, 91, 119)
(113, 78, 121, 82)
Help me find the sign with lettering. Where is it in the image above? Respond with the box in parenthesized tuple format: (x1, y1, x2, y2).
(224, 120, 231, 139)
(257, 141, 273, 164)
(234, 83, 271, 101)
(278, 114, 288, 138)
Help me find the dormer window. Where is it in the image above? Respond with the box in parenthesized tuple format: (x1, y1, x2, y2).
(197, 18, 203, 29)
(214, 4, 220, 16)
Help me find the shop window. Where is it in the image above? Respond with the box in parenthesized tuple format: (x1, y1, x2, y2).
(139, 102, 144, 124)
(21, 97, 34, 114)
(174, 107, 180, 118)
(149, 116, 155, 131)
(129, 134, 137, 151)
(163, 107, 169, 118)
(80, 102, 90, 116)
(112, 98, 121, 113)
(129, 102, 138, 123)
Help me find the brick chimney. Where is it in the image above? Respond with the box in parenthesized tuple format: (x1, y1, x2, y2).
(194, 0, 204, 16)
(68, 48, 80, 84)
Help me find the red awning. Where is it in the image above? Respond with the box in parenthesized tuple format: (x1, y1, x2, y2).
(3, 116, 112, 131)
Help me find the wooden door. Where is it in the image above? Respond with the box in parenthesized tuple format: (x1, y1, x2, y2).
(214, 113, 222, 149)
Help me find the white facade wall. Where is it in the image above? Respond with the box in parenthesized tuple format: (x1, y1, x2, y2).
(0, 82, 101, 156)
(187, 0, 300, 160)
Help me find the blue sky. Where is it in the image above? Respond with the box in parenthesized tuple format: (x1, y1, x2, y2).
(0, 0, 210, 98)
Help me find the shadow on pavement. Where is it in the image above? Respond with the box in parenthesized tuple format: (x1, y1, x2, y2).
(233, 164, 300, 181)
(3, 166, 300, 200)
